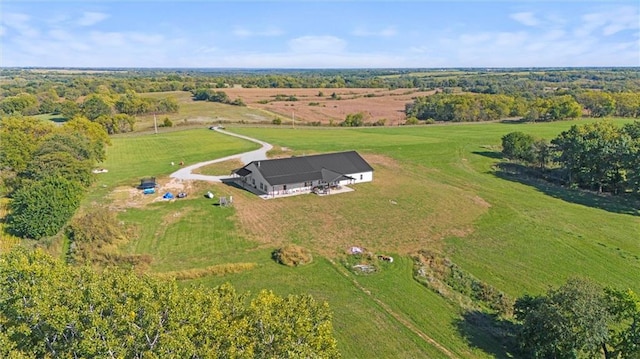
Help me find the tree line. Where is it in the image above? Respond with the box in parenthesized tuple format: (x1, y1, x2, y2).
(0, 248, 339, 358)
(0, 89, 179, 134)
(3, 68, 639, 98)
(192, 89, 246, 106)
(406, 91, 640, 123)
(501, 121, 640, 195)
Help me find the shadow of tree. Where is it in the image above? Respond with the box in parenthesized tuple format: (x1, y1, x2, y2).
(494, 162, 640, 217)
(472, 151, 504, 160)
(454, 310, 519, 359)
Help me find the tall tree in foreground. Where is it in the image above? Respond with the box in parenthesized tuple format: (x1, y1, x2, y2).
(514, 278, 610, 358)
(0, 248, 340, 358)
(514, 277, 640, 359)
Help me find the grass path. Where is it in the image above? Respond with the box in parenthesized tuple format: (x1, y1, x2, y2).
(328, 258, 456, 358)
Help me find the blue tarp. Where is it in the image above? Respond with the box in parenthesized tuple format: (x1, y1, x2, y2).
(143, 188, 155, 195)
(163, 192, 174, 199)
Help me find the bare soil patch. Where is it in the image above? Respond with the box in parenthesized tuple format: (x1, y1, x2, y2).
(222, 87, 436, 125)
(107, 177, 199, 210)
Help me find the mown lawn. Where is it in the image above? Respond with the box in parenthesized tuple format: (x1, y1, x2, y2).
(92, 118, 638, 358)
(84, 128, 259, 204)
(229, 119, 640, 295)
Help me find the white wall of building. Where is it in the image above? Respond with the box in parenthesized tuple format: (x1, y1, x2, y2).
(240, 163, 373, 197)
(345, 171, 373, 184)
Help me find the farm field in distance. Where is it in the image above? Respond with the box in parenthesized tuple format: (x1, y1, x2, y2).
(135, 88, 436, 130)
(221, 87, 436, 126)
(90, 118, 639, 358)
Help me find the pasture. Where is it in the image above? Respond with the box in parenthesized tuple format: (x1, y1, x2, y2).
(94, 119, 638, 358)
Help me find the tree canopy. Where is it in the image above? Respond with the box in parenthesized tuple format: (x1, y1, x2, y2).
(0, 248, 340, 358)
(514, 278, 639, 359)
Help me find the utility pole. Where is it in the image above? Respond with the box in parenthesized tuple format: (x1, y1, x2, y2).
(292, 111, 295, 129)
(153, 113, 158, 134)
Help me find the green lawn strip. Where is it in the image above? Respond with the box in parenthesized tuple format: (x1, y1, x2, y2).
(118, 198, 258, 272)
(189, 255, 453, 358)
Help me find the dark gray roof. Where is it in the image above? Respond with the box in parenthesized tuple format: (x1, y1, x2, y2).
(235, 167, 252, 177)
(235, 151, 372, 186)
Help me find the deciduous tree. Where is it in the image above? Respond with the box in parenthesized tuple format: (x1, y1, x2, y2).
(0, 248, 340, 358)
(8, 177, 83, 239)
(514, 278, 610, 358)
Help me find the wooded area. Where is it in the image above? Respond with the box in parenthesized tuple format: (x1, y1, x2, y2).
(501, 121, 640, 195)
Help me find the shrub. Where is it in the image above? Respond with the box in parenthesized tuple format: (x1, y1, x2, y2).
(162, 117, 173, 127)
(230, 98, 246, 106)
(272, 117, 282, 125)
(340, 112, 364, 127)
(272, 245, 313, 267)
(405, 116, 419, 125)
(373, 118, 387, 127)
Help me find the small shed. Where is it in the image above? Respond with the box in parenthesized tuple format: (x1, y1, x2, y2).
(138, 177, 157, 190)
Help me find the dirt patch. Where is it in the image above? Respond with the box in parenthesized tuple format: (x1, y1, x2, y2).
(107, 177, 196, 210)
(470, 195, 491, 208)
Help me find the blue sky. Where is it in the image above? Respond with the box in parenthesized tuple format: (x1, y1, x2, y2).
(1, 1, 639, 68)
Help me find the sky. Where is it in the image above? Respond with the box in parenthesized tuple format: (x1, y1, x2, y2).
(1, 1, 639, 68)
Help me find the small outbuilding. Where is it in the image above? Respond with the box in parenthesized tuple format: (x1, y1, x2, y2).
(138, 177, 157, 190)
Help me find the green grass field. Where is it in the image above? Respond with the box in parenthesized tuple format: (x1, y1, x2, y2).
(88, 118, 638, 358)
(135, 91, 277, 131)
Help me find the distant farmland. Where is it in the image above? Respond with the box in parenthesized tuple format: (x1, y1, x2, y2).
(222, 87, 436, 125)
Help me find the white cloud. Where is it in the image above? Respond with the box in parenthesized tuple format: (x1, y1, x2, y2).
(90, 31, 126, 46)
(2, 12, 39, 38)
(459, 32, 492, 45)
(77, 12, 109, 27)
(48, 29, 71, 41)
(233, 26, 283, 38)
(409, 45, 429, 54)
(188, 51, 411, 69)
(510, 12, 539, 27)
(576, 6, 639, 38)
(352, 26, 397, 37)
(288, 35, 346, 54)
(495, 31, 527, 46)
(195, 46, 219, 54)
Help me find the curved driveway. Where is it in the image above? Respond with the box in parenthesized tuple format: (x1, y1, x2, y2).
(170, 128, 272, 182)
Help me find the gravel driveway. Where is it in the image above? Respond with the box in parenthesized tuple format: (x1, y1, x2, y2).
(169, 128, 272, 182)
